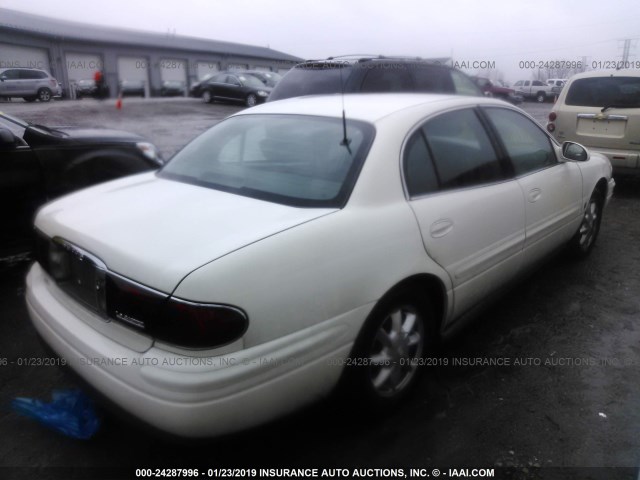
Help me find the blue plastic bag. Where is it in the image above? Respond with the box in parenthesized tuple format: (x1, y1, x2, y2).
(12, 389, 101, 439)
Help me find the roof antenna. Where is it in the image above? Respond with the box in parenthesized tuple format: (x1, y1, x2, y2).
(338, 61, 352, 155)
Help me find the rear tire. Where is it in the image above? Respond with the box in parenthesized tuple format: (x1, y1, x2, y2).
(37, 88, 52, 102)
(568, 187, 603, 258)
(202, 90, 212, 103)
(342, 291, 435, 410)
(536, 92, 546, 103)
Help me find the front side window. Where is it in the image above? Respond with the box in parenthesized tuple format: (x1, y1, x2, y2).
(421, 109, 505, 190)
(483, 107, 556, 176)
(1, 69, 20, 80)
(237, 75, 265, 88)
(160, 114, 374, 208)
(565, 76, 640, 107)
(450, 70, 482, 96)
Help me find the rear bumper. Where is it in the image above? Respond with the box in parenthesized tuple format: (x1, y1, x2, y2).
(583, 147, 639, 171)
(25, 263, 351, 437)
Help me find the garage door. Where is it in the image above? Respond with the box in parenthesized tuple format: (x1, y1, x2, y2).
(117, 57, 149, 96)
(0, 44, 50, 73)
(196, 61, 219, 81)
(160, 58, 187, 95)
(66, 53, 102, 83)
(228, 63, 248, 71)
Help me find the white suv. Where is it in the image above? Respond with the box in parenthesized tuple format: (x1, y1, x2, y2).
(0, 67, 62, 102)
(547, 70, 640, 173)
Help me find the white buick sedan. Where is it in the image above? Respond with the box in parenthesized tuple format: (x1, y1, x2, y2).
(26, 94, 614, 437)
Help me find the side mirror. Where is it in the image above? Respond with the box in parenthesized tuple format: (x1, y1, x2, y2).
(0, 127, 16, 146)
(562, 141, 590, 162)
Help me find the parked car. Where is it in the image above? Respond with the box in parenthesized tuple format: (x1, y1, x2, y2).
(512, 79, 557, 102)
(160, 80, 186, 97)
(268, 56, 482, 102)
(0, 67, 62, 102)
(189, 74, 215, 97)
(473, 76, 522, 104)
(0, 111, 161, 255)
(199, 71, 272, 106)
(26, 94, 613, 438)
(119, 80, 145, 97)
(244, 70, 282, 87)
(547, 78, 567, 88)
(75, 79, 97, 98)
(547, 69, 640, 174)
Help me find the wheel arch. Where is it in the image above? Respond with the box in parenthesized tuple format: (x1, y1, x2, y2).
(365, 273, 448, 339)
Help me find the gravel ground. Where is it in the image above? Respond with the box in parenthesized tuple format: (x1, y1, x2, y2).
(0, 97, 639, 480)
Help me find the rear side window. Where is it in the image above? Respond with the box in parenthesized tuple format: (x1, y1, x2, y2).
(403, 130, 439, 196)
(565, 77, 640, 107)
(422, 109, 504, 190)
(19, 70, 45, 80)
(269, 65, 346, 101)
(359, 64, 413, 92)
(412, 66, 455, 93)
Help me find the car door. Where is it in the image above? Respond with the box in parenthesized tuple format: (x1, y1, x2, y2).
(0, 69, 21, 96)
(481, 107, 583, 266)
(403, 107, 525, 320)
(0, 129, 44, 252)
(206, 73, 227, 100)
(20, 69, 40, 96)
(224, 74, 245, 102)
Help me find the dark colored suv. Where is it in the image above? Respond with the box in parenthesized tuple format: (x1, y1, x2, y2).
(268, 56, 482, 102)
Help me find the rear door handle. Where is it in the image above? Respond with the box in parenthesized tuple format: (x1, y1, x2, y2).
(430, 218, 454, 238)
(528, 188, 542, 203)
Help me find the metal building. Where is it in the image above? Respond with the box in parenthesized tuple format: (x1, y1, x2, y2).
(0, 8, 302, 98)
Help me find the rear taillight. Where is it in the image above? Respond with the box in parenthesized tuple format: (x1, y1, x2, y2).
(159, 298, 248, 349)
(547, 111, 556, 132)
(37, 233, 248, 349)
(50, 79, 57, 87)
(106, 273, 248, 349)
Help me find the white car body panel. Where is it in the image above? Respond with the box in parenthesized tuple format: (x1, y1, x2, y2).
(36, 172, 335, 294)
(408, 180, 525, 319)
(26, 93, 614, 437)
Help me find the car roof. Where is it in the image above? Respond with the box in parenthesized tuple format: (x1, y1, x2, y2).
(239, 93, 507, 123)
(567, 69, 640, 80)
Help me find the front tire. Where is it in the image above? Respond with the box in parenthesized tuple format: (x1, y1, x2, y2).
(37, 88, 52, 102)
(568, 187, 603, 258)
(202, 90, 212, 103)
(343, 292, 434, 409)
(246, 94, 257, 107)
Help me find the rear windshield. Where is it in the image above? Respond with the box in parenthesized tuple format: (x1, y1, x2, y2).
(159, 114, 374, 208)
(566, 77, 640, 107)
(268, 64, 347, 101)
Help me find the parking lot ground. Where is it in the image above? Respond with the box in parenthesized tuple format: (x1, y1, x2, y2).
(1, 98, 639, 479)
